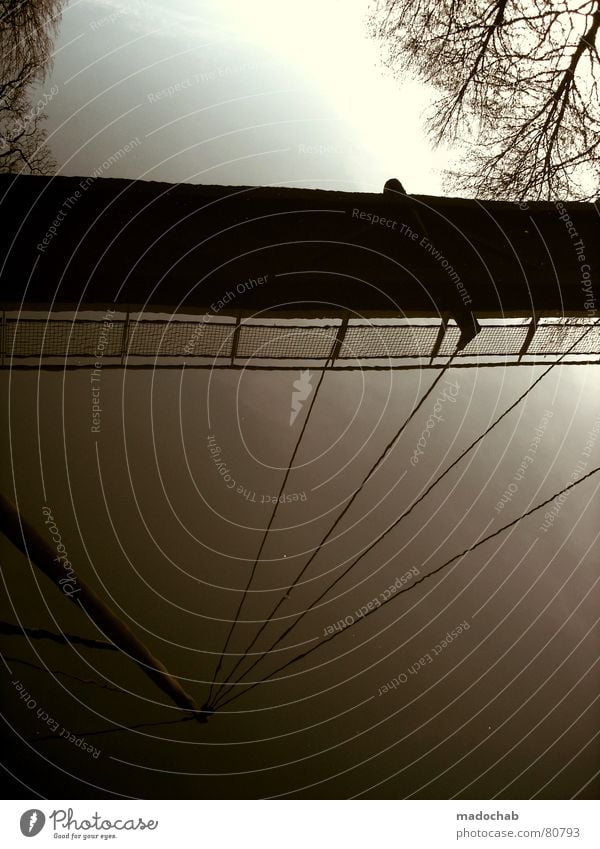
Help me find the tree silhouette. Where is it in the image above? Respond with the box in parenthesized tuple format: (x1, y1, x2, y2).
(372, 0, 600, 200)
(0, 0, 64, 174)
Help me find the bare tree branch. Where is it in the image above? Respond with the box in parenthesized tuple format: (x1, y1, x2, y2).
(372, 0, 600, 199)
(0, 0, 64, 174)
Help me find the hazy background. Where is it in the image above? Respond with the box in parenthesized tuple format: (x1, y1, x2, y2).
(40, 0, 449, 192)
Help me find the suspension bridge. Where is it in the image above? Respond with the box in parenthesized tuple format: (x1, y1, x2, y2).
(1, 174, 598, 737)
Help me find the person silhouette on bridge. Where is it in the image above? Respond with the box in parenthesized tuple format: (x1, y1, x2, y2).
(384, 178, 481, 350)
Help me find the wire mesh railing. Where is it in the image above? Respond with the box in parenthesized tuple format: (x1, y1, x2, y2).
(2, 314, 599, 367)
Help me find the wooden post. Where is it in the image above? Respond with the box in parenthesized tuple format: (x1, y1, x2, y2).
(330, 314, 349, 363)
(429, 314, 449, 363)
(120, 311, 130, 365)
(0, 493, 207, 722)
(518, 312, 539, 360)
(230, 314, 242, 365)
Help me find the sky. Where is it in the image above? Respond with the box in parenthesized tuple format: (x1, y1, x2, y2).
(40, 0, 449, 192)
(1, 0, 599, 801)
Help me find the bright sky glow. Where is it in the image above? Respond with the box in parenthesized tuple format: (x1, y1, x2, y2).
(47, 0, 449, 192)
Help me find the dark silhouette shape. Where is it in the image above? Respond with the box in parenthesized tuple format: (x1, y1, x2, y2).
(383, 176, 481, 349)
(383, 177, 407, 194)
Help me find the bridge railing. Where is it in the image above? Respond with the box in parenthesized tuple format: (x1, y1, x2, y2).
(2, 313, 599, 368)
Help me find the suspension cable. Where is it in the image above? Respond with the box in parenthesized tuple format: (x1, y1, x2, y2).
(206, 354, 334, 704)
(210, 348, 460, 706)
(211, 322, 599, 709)
(215, 463, 600, 711)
